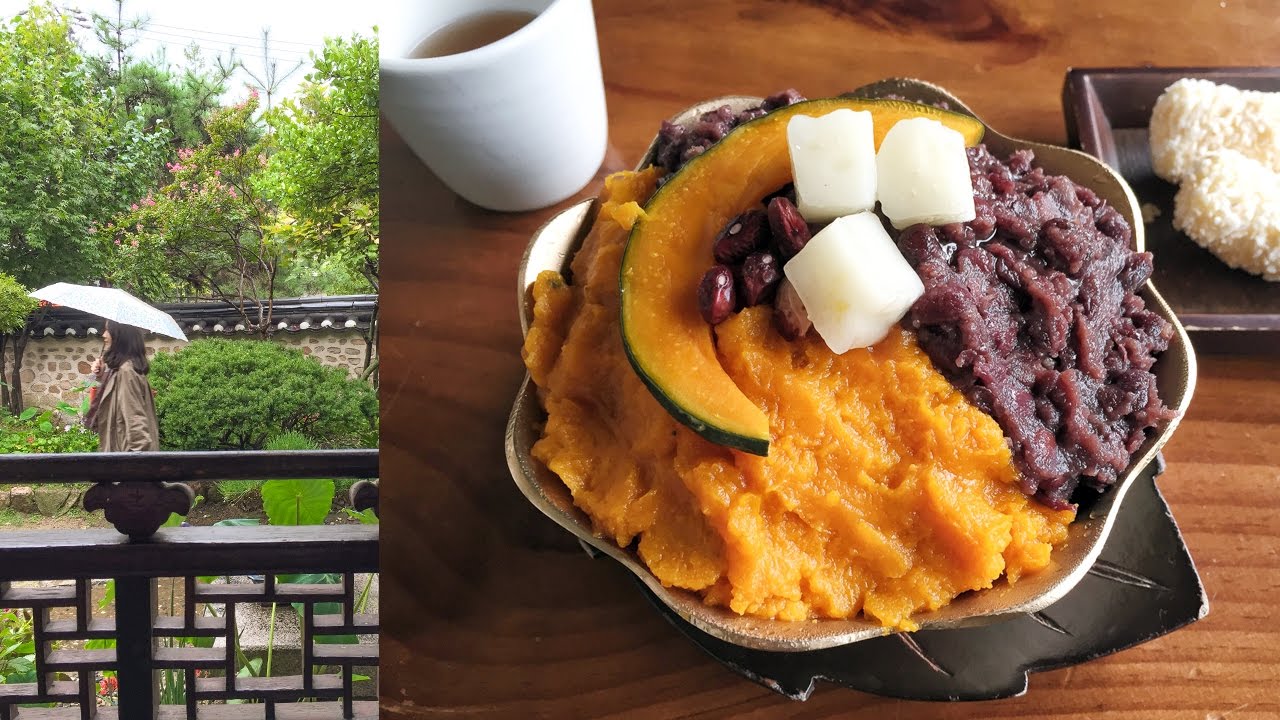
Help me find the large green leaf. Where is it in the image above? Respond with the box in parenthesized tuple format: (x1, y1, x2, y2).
(276, 573, 354, 644)
(261, 479, 334, 526)
(212, 518, 260, 527)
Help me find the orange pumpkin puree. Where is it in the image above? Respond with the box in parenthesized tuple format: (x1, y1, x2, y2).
(522, 168, 1075, 629)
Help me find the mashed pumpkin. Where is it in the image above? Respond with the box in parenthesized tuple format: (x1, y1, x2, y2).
(522, 169, 1074, 629)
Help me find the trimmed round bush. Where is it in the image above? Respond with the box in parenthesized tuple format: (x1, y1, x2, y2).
(149, 339, 377, 450)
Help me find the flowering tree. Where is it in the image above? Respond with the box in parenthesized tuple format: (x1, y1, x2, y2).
(104, 94, 282, 335)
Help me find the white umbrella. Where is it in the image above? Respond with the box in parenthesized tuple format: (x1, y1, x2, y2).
(29, 283, 188, 341)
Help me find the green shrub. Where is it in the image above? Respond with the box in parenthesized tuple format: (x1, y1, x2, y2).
(0, 407, 99, 454)
(149, 339, 377, 450)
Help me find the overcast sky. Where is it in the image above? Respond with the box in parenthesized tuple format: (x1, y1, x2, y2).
(0, 0, 378, 105)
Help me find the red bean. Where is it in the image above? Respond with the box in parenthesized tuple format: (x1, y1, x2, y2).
(697, 265, 737, 324)
(767, 196, 811, 259)
(737, 252, 782, 307)
(713, 210, 768, 265)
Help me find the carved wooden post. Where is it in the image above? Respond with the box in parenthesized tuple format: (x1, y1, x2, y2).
(83, 482, 194, 540)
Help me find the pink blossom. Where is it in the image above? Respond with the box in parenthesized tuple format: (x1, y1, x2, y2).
(130, 203, 138, 211)
(143, 197, 156, 207)
(214, 170, 221, 177)
(228, 187, 238, 199)
(114, 239, 121, 246)
(87, 226, 97, 235)
(136, 223, 143, 232)
(130, 239, 139, 248)
(233, 148, 241, 158)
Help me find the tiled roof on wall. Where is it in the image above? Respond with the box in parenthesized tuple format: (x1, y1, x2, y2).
(28, 295, 377, 338)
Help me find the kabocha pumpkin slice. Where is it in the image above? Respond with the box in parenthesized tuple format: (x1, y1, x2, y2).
(619, 97, 984, 455)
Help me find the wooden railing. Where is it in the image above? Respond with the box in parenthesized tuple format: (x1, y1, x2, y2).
(0, 451, 379, 720)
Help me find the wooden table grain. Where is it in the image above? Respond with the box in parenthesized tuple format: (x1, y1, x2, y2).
(378, 2, 1280, 717)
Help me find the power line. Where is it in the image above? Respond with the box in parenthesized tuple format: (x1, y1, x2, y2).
(133, 28, 314, 59)
(131, 39, 306, 65)
(145, 21, 323, 48)
(128, 40, 312, 73)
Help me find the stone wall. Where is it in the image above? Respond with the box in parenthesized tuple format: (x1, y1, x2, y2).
(2, 332, 369, 411)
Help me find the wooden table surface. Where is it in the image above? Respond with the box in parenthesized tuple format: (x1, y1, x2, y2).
(378, 2, 1280, 717)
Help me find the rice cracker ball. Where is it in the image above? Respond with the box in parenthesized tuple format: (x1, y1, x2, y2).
(1149, 78, 1280, 183)
(1151, 78, 1280, 280)
(1173, 149, 1280, 281)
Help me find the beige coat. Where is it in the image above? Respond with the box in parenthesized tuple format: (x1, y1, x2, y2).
(94, 361, 160, 452)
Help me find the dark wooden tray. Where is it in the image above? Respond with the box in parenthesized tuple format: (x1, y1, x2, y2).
(1062, 66, 1280, 351)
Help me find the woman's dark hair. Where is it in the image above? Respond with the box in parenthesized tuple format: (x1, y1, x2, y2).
(103, 320, 150, 374)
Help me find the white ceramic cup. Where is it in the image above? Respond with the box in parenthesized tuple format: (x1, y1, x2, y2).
(380, 0, 608, 212)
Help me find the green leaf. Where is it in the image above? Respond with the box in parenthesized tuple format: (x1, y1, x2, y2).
(276, 573, 340, 585)
(310, 600, 355, 645)
(17, 408, 37, 422)
(212, 518, 260, 527)
(97, 579, 115, 613)
(5, 656, 35, 684)
(182, 635, 215, 649)
(261, 479, 334, 526)
(342, 507, 379, 525)
(275, 573, 353, 642)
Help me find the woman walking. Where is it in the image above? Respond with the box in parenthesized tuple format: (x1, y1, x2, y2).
(84, 320, 159, 452)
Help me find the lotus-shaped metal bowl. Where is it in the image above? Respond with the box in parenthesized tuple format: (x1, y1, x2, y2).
(505, 78, 1197, 652)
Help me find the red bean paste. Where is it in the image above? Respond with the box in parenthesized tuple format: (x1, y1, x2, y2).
(897, 145, 1175, 509)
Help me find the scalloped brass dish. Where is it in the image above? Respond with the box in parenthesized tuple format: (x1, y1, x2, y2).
(505, 78, 1197, 652)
